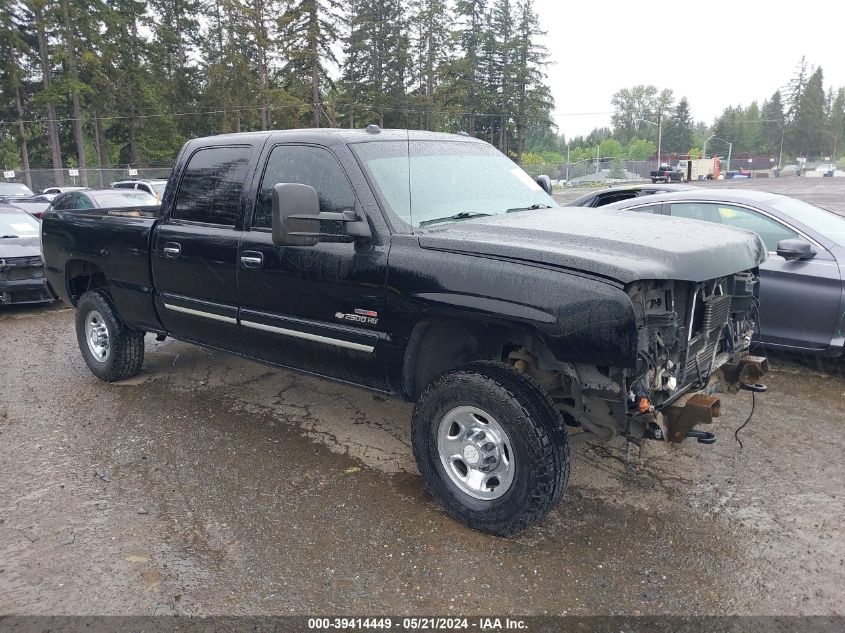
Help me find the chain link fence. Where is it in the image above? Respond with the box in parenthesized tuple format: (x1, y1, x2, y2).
(3, 167, 173, 194)
(519, 160, 660, 186)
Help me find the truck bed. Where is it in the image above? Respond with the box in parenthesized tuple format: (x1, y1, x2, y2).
(41, 206, 164, 332)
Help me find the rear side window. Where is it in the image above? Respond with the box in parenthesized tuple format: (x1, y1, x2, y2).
(173, 146, 251, 225)
(595, 191, 637, 206)
(72, 193, 96, 210)
(253, 145, 356, 229)
(631, 204, 660, 214)
(52, 194, 71, 210)
(113, 182, 135, 189)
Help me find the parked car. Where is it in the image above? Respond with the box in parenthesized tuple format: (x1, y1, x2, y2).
(814, 163, 836, 176)
(0, 204, 53, 305)
(775, 164, 800, 177)
(603, 189, 845, 356)
(42, 186, 87, 195)
(649, 165, 684, 183)
(42, 129, 769, 536)
(111, 179, 168, 201)
(0, 183, 52, 219)
(49, 189, 159, 211)
(0, 182, 36, 201)
(566, 183, 696, 208)
(725, 168, 752, 180)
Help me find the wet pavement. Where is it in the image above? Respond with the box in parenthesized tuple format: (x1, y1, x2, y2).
(3, 307, 844, 616)
(2, 178, 845, 616)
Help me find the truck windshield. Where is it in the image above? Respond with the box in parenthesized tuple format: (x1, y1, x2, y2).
(352, 140, 557, 227)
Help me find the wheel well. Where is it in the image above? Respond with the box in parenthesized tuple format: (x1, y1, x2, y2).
(65, 260, 108, 305)
(402, 317, 549, 401)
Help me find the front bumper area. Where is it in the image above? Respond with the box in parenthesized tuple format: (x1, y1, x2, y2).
(657, 355, 769, 443)
(0, 255, 54, 305)
(0, 278, 54, 305)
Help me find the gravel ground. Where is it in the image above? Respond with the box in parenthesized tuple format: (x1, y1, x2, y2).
(1, 179, 844, 617)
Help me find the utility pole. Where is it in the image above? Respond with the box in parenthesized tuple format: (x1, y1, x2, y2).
(656, 109, 663, 166)
(726, 142, 733, 173)
(595, 144, 600, 179)
(565, 144, 570, 182)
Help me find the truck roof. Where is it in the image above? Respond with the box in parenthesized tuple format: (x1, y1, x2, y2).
(185, 128, 486, 149)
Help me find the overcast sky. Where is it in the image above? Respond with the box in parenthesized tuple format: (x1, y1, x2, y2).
(534, 0, 845, 139)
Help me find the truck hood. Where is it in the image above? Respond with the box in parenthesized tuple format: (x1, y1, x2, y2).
(417, 208, 767, 284)
(0, 235, 41, 258)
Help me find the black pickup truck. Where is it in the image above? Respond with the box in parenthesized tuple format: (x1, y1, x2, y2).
(650, 165, 685, 183)
(42, 128, 769, 535)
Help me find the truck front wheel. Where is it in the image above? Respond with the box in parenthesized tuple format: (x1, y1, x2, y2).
(412, 362, 570, 536)
(75, 290, 145, 382)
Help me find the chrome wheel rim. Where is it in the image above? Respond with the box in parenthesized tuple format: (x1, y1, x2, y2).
(84, 310, 110, 363)
(436, 406, 515, 500)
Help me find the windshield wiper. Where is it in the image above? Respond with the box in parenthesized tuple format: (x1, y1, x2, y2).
(1, 234, 20, 238)
(506, 203, 554, 213)
(418, 212, 492, 227)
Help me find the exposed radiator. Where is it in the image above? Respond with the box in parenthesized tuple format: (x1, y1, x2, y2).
(684, 294, 732, 381)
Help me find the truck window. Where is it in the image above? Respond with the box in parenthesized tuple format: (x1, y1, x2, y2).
(72, 193, 96, 210)
(253, 145, 356, 229)
(172, 146, 251, 226)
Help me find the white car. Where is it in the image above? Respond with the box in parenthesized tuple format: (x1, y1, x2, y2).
(42, 186, 87, 195)
(110, 179, 168, 201)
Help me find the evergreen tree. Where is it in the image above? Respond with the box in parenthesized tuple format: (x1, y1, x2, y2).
(488, 0, 514, 153)
(511, 0, 550, 162)
(785, 56, 808, 124)
(408, 0, 453, 130)
(24, 0, 65, 182)
(760, 91, 785, 157)
(662, 96, 693, 154)
(795, 67, 826, 156)
(279, 0, 342, 127)
(0, 2, 34, 184)
(829, 88, 844, 160)
(452, 0, 486, 135)
(340, 0, 410, 128)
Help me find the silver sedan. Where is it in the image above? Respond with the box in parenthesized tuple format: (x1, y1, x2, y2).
(601, 188, 845, 357)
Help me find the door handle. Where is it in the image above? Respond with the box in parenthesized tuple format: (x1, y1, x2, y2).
(163, 242, 181, 258)
(240, 251, 264, 269)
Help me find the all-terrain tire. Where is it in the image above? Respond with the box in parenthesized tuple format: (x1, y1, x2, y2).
(412, 361, 571, 536)
(75, 289, 145, 382)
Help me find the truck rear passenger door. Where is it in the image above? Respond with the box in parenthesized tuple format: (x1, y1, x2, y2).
(152, 145, 253, 350)
(236, 143, 390, 390)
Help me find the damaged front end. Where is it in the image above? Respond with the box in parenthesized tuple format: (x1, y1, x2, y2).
(0, 255, 53, 305)
(623, 273, 767, 444)
(513, 270, 769, 445)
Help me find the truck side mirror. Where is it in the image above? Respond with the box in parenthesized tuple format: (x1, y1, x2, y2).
(536, 175, 552, 195)
(776, 238, 816, 261)
(271, 182, 371, 247)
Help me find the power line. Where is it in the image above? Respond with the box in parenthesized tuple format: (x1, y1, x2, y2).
(2, 100, 566, 126)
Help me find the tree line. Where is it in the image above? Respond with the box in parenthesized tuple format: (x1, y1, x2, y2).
(564, 57, 845, 168)
(0, 0, 553, 186)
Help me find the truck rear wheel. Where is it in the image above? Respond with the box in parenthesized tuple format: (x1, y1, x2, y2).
(75, 290, 145, 382)
(411, 362, 570, 536)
